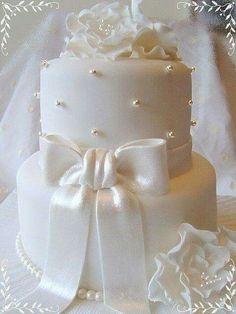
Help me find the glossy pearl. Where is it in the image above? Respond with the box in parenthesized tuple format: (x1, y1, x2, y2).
(191, 120, 197, 127)
(78, 288, 87, 300)
(89, 69, 97, 75)
(55, 100, 64, 107)
(38, 132, 46, 137)
(191, 66, 196, 72)
(34, 92, 40, 99)
(87, 290, 95, 301)
(95, 292, 103, 302)
(166, 65, 174, 73)
(188, 100, 193, 106)
(91, 129, 99, 136)
(41, 60, 49, 68)
(167, 131, 176, 139)
(132, 99, 141, 107)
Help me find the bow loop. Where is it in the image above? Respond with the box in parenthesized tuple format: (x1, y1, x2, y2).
(40, 134, 83, 185)
(79, 149, 117, 191)
(31, 134, 170, 314)
(116, 138, 169, 194)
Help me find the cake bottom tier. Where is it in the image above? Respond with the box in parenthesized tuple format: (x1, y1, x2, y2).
(17, 152, 217, 293)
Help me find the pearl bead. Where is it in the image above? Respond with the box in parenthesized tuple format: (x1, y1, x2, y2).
(87, 290, 95, 301)
(34, 92, 40, 99)
(38, 132, 46, 137)
(191, 66, 196, 72)
(89, 69, 97, 75)
(132, 99, 141, 107)
(191, 120, 197, 127)
(41, 60, 49, 68)
(91, 129, 99, 136)
(167, 131, 176, 139)
(95, 292, 103, 302)
(55, 100, 64, 107)
(188, 100, 193, 106)
(78, 288, 87, 300)
(166, 65, 174, 73)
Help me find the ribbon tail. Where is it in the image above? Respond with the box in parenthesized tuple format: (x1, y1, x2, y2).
(20, 185, 93, 313)
(97, 186, 151, 314)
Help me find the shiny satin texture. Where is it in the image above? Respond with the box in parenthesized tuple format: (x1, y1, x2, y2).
(22, 134, 170, 314)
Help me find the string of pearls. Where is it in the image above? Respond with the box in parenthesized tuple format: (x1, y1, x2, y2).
(15, 234, 104, 302)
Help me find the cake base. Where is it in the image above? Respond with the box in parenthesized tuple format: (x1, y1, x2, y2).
(17, 151, 217, 295)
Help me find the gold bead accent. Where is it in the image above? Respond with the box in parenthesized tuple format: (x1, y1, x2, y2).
(191, 66, 196, 72)
(55, 100, 64, 107)
(188, 100, 193, 106)
(89, 69, 97, 75)
(132, 99, 141, 107)
(166, 65, 174, 73)
(191, 120, 197, 127)
(91, 129, 99, 136)
(41, 60, 49, 69)
(167, 131, 176, 139)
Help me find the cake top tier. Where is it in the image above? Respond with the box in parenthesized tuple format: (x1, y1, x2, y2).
(61, 0, 180, 61)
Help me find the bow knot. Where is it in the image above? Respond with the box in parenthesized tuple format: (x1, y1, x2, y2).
(35, 134, 170, 314)
(79, 148, 117, 191)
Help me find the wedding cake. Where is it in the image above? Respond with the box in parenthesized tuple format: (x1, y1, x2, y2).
(16, 1, 217, 313)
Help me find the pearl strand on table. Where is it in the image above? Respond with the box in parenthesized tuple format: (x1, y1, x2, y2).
(15, 234, 103, 302)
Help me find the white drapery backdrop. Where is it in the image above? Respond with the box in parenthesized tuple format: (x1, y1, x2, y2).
(0, 12, 236, 202)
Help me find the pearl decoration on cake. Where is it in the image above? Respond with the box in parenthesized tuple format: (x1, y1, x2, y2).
(34, 92, 40, 99)
(167, 131, 176, 139)
(166, 65, 174, 73)
(191, 66, 196, 73)
(132, 99, 141, 107)
(89, 69, 97, 75)
(38, 131, 46, 137)
(191, 120, 197, 127)
(55, 100, 64, 107)
(188, 100, 193, 106)
(77, 288, 87, 300)
(95, 291, 103, 302)
(41, 60, 50, 69)
(15, 233, 104, 302)
(87, 290, 96, 300)
(91, 128, 99, 136)
(16, 234, 43, 279)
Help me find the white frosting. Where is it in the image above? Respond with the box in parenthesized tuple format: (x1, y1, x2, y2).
(63, 0, 179, 60)
(40, 58, 192, 178)
(17, 152, 217, 293)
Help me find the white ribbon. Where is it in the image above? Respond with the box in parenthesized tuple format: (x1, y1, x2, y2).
(23, 135, 170, 314)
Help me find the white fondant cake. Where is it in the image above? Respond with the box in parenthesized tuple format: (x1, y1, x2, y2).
(17, 152, 216, 292)
(16, 1, 218, 313)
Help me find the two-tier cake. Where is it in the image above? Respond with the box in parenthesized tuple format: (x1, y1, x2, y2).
(16, 1, 217, 313)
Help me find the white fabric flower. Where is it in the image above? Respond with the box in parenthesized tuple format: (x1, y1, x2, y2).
(131, 24, 179, 60)
(63, 0, 179, 60)
(148, 224, 231, 307)
(64, 1, 138, 60)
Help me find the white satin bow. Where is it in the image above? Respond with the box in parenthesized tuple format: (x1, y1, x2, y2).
(23, 134, 170, 314)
